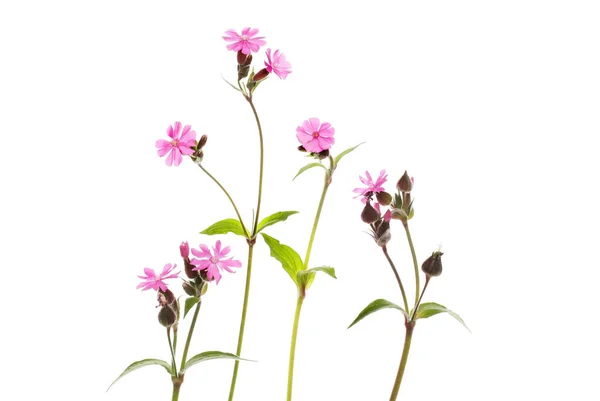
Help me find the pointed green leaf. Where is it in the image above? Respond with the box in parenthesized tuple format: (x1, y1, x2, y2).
(297, 266, 337, 290)
(293, 162, 326, 180)
(333, 142, 364, 166)
(260, 233, 303, 284)
(256, 211, 299, 233)
(201, 218, 247, 237)
(348, 298, 408, 329)
(221, 75, 242, 93)
(182, 351, 254, 373)
(107, 358, 172, 391)
(415, 302, 470, 332)
(184, 297, 200, 319)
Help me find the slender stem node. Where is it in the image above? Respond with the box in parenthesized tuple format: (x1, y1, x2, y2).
(382, 246, 409, 313)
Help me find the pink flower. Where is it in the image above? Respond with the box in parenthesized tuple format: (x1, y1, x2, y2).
(265, 48, 292, 79)
(190, 240, 241, 284)
(137, 263, 180, 292)
(156, 122, 197, 167)
(223, 27, 266, 55)
(353, 170, 388, 201)
(296, 118, 335, 153)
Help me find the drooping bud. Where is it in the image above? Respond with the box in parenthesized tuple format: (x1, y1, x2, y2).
(180, 241, 190, 259)
(396, 170, 413, 193)
(361, 201, 379, 224)
(421, 251, 443, 277)
(375, 191, 392, 206)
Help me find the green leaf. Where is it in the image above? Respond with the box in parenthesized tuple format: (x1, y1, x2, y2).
(260, 233, 303, 284)
(201, 218, 247, 237)
(221, 75, 242, 93)
(107, 358, 172, 391)
(293, 162, 326, 180)
(348, 299, 408, 329)
(333, 142, 364, 166)
(256, 211, 299, 233)
(182, 351, 254, 373)
(414, 302, 470, 332)
(297, 266, 337, 290)
(184, 297, 200, 319)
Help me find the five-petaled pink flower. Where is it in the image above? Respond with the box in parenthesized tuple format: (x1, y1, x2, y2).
(223, 27, 266, 55)
(190, 240, 241, 284)
(156, 122, 197, 167)
(296, 118, 335, 153)
(137, 263, 180, 292)
(265, 48, 292, 79)
(353, 170, 388, 201)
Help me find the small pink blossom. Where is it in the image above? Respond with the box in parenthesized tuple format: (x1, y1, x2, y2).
(374, 202, 392, 222)
(265, 48, 292, 79)
(296, 118, 335, 153)
(137, 263, 180, 292)
(353, 170, 388, 201)
(156, 122, 197, 167)
(223, 27, 266, 55)
(190, 240, 241, 284)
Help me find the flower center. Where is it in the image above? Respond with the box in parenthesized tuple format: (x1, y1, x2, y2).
(170, 140, 178, 147)
(312, 131, 320, 138)
(210, 256, 218, 264)
(241, 35, 248, 41)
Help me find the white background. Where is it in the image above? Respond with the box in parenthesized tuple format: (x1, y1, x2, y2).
(1, 1, 599, 400)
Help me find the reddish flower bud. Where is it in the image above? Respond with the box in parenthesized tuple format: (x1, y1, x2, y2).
(375, 191, 392, 206)
(198, 135, 208, 149)
(361, 201, 379, 224)
(396, 170, 414, 193)
(158, 305, 177, 328)
(184, 259, 198, 279)
(421, 251, 443, 277)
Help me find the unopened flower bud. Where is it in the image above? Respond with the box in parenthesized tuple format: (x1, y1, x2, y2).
(421, 251, 443, 277)
(373, 219, 391, 247)
(376, 191, 392, 206)
(252, 68, 270, 82)
(361, 201, 379, 224)
(158, 305, 177, 328)
(198, 135, 208, 149)
(160, 288, 176, 305)
(182, 281, 197, 297)
(297, 145, 307, 152)
(396, 170, 413, 193)
(180, 241, 189, 259)
(315, 149, 329, 160)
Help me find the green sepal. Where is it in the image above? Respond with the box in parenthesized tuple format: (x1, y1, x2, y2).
(256, 211, 298, 233)
(348, 298, 408, 329)
(107, 358, 173, 391)
(184, 297, 200, 319)
(293, 162, 326, 180)
(297, 266, 336, 290)
(333, 142, 364, 167)
(201, 218, 247, 237)
(182, 351, 254, 374)
(414, 302, 470, 332)
(260, 233, 303, 284)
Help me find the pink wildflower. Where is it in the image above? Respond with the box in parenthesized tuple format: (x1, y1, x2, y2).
(156, 122, 197, 167)
(137, 263, 180, 292)
(296, 118, 335, 153)
(180, 241, 189, 259)
(265, 48, 292, 79)
(353, 170, 388, 201)
(223, 27, 266, 55)
(190, 240, 241, 284)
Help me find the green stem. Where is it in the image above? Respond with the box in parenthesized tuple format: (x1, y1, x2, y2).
(228, 243, 255, 401)
(403, 223, 420, 308)
(411, 275, 431, 321)
(198, 164, 249, 238)
(247, 98, 264, 236)
(287, 293, 305, 401)
(179, 300, 202, 373)
(303, 170, 331, 269)
(382, 246, 409, 313)
(167, 328, 177, 374)
(171, 379, 182, 401)
(389, 320, 416, 401)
